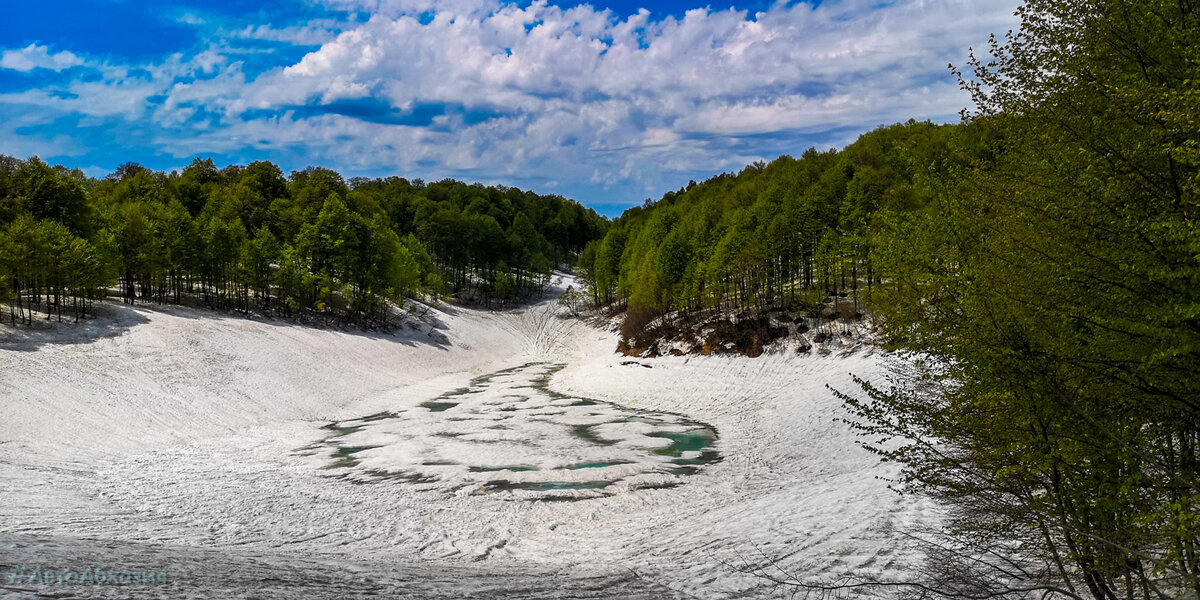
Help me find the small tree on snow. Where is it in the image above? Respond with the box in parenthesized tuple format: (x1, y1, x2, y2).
(557, 285, 584, 316)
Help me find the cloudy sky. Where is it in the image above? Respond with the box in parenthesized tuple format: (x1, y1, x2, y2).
(0, 0, 1020, 215)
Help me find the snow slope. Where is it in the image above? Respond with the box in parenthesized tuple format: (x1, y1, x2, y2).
(0, 286, 939, 599)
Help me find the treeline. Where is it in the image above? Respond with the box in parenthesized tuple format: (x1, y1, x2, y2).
(0, 157, 606, 326)
(577, 119, 959, 339)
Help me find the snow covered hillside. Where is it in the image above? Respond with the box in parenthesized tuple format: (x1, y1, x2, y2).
(0, 284, 938, 598)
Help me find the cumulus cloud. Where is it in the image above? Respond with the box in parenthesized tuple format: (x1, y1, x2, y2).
(0, 0, 1021, 206)
(233, 0, 1018, 185)
(0, 44, 84, 72)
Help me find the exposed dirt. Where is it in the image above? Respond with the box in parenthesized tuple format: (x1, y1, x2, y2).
(617, 297, 869, 358)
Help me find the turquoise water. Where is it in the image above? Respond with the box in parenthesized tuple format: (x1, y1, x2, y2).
(567, 461, 631, 470)
(325, 445, 379, 469)
(649, 429, 716, 457)
(570, 424, 619, 446)
(485, 480, 613, 492)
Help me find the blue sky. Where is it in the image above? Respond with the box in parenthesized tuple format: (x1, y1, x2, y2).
(0, 0, 1019, 216)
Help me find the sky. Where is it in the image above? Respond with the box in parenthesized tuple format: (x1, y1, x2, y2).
(0, 0, 1021, 216)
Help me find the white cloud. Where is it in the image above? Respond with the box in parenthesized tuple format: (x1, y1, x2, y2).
(0, 0, 1023, 204)
(224, 21, 343, 45)
(176, 13, 206, 26)
(221, 0, 1018, 185)
(0, 44, 84, 72)
(320, 0, 504, 20)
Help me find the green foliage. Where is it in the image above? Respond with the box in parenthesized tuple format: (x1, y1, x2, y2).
(13, 157, 90, 234)
(557, 284, 585, 316)
(0, 156, 607, 325)
(845, 1, 1200, 596)
(0, 213, 106, 323)
(586, 120, 956, 319)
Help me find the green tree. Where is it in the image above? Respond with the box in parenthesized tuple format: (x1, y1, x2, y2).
(15, 157, 89, 234)
(845, 1, 1200, 597)
(245, 227, 279, 307)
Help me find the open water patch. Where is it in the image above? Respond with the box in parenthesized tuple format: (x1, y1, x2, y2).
(304, 363, 721, 500)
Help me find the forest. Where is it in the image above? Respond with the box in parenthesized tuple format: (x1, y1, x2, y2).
(575, 118, 960, 348)
(0, 157, 606, 326)
(574, 0, 1199, 597)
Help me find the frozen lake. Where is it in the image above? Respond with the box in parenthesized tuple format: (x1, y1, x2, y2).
(0, 295, 939, 598)
(303, 362, 721, 498)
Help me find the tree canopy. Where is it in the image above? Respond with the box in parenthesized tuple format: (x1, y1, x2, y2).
(838, 0, 1200, 596)
(0, 159, 607, 326)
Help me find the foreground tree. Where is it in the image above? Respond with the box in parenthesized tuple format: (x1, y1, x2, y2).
(844, 1, 1200, 597)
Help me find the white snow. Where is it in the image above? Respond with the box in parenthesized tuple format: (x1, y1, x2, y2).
(0, 281, 941, 598)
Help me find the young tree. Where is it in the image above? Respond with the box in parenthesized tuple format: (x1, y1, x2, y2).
(557, 284, 585, 316)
